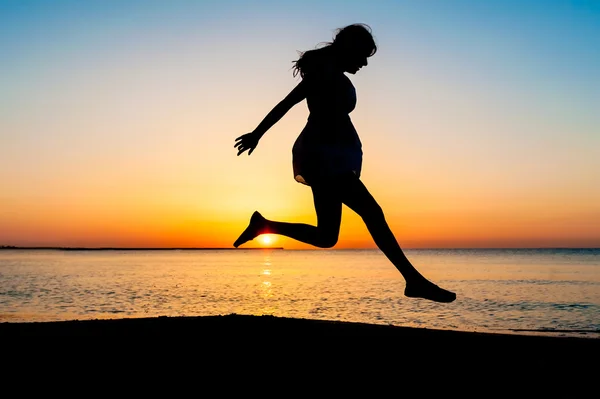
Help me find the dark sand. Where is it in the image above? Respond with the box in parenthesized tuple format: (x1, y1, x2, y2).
(2, 313, 597, 345)
(2, 314, 598, 387)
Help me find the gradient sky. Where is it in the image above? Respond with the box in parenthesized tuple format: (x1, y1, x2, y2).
(1, 0, 599, 249)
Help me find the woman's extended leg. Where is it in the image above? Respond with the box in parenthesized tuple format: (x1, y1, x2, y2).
(337, 174, 456, 303)
(233, 182, 343, 248)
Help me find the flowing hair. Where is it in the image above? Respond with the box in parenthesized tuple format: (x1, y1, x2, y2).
(292, 23, 377, 78)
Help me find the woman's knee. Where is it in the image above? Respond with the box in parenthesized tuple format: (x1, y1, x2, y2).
(315, 230, 339, 248)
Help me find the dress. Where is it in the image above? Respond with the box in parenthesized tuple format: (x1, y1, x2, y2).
(292, 70, 363, 186)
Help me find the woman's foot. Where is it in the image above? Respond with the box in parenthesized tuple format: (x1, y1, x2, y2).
(404, 279, 456, 303)
(233, 211, 267, 248)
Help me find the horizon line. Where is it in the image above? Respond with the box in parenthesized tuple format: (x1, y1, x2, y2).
(0, 246, 283, 251)
(1, 246, 598, 251)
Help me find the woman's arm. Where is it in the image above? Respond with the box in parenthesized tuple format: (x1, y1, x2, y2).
(235, 79, 308, 156)
(253, 79, 308, 137)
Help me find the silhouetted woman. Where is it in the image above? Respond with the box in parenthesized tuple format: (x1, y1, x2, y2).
(234, 24, 456, 303)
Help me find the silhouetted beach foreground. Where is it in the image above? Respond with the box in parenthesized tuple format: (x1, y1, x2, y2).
(2, 313, 597, 346)
(3, 314, 598, 385)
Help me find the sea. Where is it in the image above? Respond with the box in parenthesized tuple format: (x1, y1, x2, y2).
(0, 248, 598, 338)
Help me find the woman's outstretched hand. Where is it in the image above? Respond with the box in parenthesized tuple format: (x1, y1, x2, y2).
(234, 132, 261, 156)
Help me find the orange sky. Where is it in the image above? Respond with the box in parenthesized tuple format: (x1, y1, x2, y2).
(1, 1, 599, 249)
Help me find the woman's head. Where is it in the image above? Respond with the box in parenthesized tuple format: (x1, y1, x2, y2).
(331, 23, 377, 74)
(292, 23, 377, 77)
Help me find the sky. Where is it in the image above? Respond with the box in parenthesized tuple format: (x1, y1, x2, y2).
(1, 0, 599, 249)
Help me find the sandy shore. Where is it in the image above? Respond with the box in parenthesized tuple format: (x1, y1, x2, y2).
(2, 314, 598, 386)
(1, 313, 597, 342)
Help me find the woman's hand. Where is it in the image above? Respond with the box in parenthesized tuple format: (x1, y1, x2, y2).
(234, 132, 261, 156)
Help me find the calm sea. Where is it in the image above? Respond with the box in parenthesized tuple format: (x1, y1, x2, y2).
(1, 248, 598, 337)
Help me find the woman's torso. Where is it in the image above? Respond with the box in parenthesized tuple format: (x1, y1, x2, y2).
(291, 68, 363, 185)
(301, 70, 361, 147)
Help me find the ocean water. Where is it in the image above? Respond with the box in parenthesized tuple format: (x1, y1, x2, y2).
(0, 248, 599, 337)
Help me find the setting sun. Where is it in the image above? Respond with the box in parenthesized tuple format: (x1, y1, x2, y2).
(261, 235, 274, 246)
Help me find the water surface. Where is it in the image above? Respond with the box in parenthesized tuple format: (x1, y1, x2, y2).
(1, 248, 598, 337)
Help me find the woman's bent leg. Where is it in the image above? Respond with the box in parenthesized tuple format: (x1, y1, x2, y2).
(233, 182, 342, 248)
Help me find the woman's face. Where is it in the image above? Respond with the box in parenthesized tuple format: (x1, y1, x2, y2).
(342, 48, 370, 74)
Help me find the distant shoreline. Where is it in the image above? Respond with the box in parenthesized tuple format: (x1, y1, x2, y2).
(1, 246, 598, 251)
(0, 246, 284, 251)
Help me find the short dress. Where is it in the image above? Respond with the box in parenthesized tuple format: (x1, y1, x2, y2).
(292, 70, 363, 186)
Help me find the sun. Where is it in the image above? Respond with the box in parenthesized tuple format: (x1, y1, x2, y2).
(260, 235, 274, 246)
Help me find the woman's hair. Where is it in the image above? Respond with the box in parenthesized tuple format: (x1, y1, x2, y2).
(292, 23, 377, 78)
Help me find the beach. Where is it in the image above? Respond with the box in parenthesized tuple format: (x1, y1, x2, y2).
(2, 314, 596, 361)
(2, 313, 596, 343)
(2, 313, 598, 390)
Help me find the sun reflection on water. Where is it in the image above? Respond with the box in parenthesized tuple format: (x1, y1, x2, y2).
(256, 252, 278, 315)
(260, 254, 273, 299)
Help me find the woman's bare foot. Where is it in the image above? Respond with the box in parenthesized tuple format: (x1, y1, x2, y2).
(404, 279, 456, 303)
(233, 211, 267, 248)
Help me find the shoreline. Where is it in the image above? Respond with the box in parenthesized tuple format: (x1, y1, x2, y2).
(3, 314, 598, 378)
(2, 313, 598, 340)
